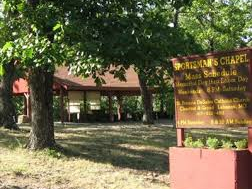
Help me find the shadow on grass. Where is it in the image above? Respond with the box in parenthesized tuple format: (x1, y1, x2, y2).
(0, 123, 248, 174)
(0, 128, 28, 149)
(56, 125, 177, 174)
(0, 124, 176, 174)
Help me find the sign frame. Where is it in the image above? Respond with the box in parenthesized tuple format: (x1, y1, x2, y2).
(172, 48, 252, 129)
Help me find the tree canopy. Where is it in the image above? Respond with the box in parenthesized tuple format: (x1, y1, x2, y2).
(0, 0, 200, 80)
(0, 0, 251, 147)
(180, 0, 252, 52)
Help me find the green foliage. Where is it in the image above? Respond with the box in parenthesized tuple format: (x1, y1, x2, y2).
(123, 96, 143, 116)
(184, 136, 204, 148)
(184, 136, 194, 148)
(1, 0, 199, 89)
(180, 0, 252, 51)
(53, 96, 61, 122)
(0, 0, 202, 85)
(44, 148, 62, 159)
(206, 137, 220, 149)
(0, 0, 68, 73)
(192, 139, 205, 148)
(184, 136, 248, 150)
(13, 96, 24, 116)
(99, 96, 117, 114)
(0, 64, 4, 76)
(153, 91, 174, 116)
(99, 96, 144, 120)
(100, 96, 109, 112)
(221, 139, 234, 149)
(3, 27, 66, 70)
(62, 0, 201, 86)
(234, 139, 248, 150)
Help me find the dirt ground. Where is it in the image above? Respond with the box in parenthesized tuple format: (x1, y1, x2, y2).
(0, 121, 247, 189)
(0, 121, 174, 189)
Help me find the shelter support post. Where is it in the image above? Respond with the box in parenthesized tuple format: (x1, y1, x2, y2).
(23, 95, 27, 115)
(83, 91, 87, 122)
(60, 87, 64, 124)
(67, 96, 70, 122)
(176, 128, 185, 147)
(117, 95, 123, 121)
(248, 127, 252, 153)
(24, 93, 31, 119)
(109, 93, 114, 122)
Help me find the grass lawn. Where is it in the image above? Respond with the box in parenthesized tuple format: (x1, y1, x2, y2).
(0, 121, 247, 189)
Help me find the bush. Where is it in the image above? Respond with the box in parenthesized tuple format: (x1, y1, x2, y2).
(13, 96, 24, 116)
(206, 137, 220, 149)
(192, 139, 205, 148)
(183, 136, 204, 148)
(234, 139, 248, 150)
(53, 96, 61, 121)
(123, 96, 143, 119)
(184, 136, 193, 148)
(183, 136, 248, 150)
(221, 139, 233, 149)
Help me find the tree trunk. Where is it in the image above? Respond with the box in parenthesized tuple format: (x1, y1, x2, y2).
(26, 68, 55, 149)
(138, 74, 154, 125)
(173, 8, 180, 28)
(0, 62, 19, 130)
(160, 94, 165, 117)
(209, 38, 215, 52)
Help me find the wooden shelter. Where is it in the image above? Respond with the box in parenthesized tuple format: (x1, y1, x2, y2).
(13, 66, 154, 123)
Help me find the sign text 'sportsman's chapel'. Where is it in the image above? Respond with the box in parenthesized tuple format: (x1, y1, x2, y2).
(173, 49, 252, 128)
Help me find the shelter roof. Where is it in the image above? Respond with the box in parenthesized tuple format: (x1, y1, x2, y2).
(54, 66, 140, 91)
(13, 66, 143, 94)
